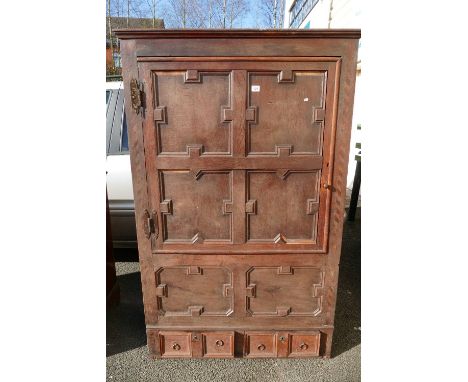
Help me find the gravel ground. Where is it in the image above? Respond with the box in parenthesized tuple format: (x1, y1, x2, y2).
(106, 210, 360, 382)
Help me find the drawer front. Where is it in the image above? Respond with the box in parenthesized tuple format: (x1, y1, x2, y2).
(288, 332, 320, 357)
(244, 332, 277, 358)
(202, 331, 234, 358)
(159, 331, 192, 358)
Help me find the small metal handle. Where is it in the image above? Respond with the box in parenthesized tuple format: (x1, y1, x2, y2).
(323, 182, 331, 190)
(299, 342, 308, 350)
(215, 340, 224, 347)
(257, 344, 266, 351)
(172, 343, 181, 351)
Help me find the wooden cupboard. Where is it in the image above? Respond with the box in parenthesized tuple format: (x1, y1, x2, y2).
(115, 29, 360, 358)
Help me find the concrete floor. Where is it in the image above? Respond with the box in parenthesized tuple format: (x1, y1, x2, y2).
(106, 209, 360, 382)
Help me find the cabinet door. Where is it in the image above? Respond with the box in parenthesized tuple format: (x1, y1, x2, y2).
(138, 58, 340, 253)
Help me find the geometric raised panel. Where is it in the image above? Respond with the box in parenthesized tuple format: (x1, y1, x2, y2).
(247, 71, 326, 155)
(155, 266, 234, 317)
(278, 70, 294, 83)
(184, 69, 201, 82)
(160, 170, 233, 243)
(247, 170, 321, 243)
(152, 71, 232, 155)
(160, 199, 173, 215)
(245, 266, 324, 317)
(245, 199, 257, 214)
(306, 199, 319, 215)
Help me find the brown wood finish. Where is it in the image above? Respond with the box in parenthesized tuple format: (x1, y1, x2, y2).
(116, 29, 360, 359)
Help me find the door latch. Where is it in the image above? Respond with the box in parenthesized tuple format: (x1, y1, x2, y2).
(143, 209, 158, 239)
(130, 78, 144, 114)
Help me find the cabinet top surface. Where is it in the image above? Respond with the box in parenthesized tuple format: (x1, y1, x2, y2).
(114, 29, 361, 40)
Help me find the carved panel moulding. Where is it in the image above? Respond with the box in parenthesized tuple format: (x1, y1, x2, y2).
(246, 284, 256, 297)
(246, 170, 320, 244)
(154, 105, 167, 122)
(276, 306, 291, 316)
(278, 70, 295, 83)
(160, 199, 173, 215)
(155, 283, 168, 297)
(159, 170, 232, 243)
(276, 169, 291, 180)
(184, 69, 201, 83)
(152, 70, 232, 156)
(188, 306, 204, 316)
(245, 266, 324, 317)
(306, 199, 319, 215)
(155, 266, 234, 317)
(190, 169, 204, 180)
(223, 200, 233, 215)
(278, 265, 293, 275)
(312, 106, 326, 128)
(222, 106, 233, 122)
(273, 233, 287, 244)
(246, 106, 257, 122)
(247, 70, 327, 156)
(191, 232, 204, 244)
(187, 266, 202, 275)
(245, 199, 257, 214)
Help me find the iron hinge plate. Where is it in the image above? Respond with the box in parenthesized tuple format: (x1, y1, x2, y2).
(130, 78, 144, 114)
(143, 209, 158, 239)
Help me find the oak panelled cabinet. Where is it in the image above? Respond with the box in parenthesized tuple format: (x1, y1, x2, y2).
(115, 29, 360, 359)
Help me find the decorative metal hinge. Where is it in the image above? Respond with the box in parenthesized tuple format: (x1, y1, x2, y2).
(143, 209, 158, 239)
(130, 78, 144, 114)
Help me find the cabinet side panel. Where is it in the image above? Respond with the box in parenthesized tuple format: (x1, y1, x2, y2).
(120, 39, 159, 324)
(323, 39, 359, 356)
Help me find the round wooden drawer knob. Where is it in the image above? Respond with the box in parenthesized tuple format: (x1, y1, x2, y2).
(299, 342, 308, 350)
(257, 344, 266, 351)
(172, 343, 181, 351)
(216, 340, 224, 347)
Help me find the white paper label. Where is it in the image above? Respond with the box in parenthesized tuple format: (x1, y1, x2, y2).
(251, 85, 260, 92)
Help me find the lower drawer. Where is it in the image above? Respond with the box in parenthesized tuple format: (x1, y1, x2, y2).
(244, 332, 277, 358)
(156, 330, 321, 358)
(287, 332, 321, 357)
(159, 331, 192, 358)
(202, 331, 234, 358)
(159, 331, 234, 358)
(244, 331, 321, 358)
